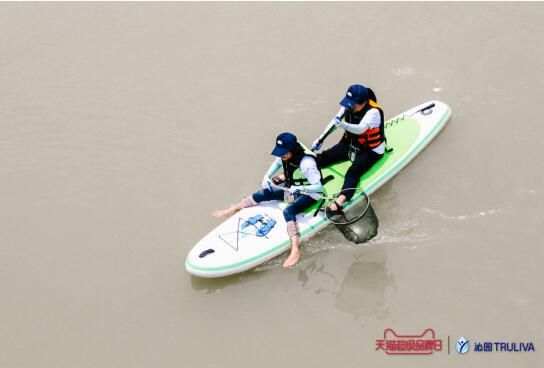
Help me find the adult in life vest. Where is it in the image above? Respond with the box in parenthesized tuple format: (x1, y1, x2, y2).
(311, 84, 385, 215)
(212, 132, 324, 268)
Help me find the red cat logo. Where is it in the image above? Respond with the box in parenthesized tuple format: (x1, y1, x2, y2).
(376, 328, 443, 355)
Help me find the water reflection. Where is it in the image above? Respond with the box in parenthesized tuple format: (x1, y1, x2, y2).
(334, 254, 395, 320)
(297, 246, 396, 320)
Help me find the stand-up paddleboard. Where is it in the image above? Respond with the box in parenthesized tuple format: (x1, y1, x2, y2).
(186, 100, 452, 278)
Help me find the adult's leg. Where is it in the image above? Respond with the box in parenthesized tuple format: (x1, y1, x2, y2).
(327, 150, 383, 213)
(281, 195, 317, 267)
(316, 141, 350, 168)
(341, 150, 383, 200)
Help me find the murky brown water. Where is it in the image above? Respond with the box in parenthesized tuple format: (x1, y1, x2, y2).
(1, 2, 543, 367)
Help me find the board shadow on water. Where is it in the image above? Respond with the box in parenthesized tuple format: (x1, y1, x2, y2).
(189, 267, 268, 294)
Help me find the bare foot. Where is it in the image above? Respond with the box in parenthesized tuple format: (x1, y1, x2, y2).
(326, 200, 344, 215)
(283, 249, 301, 268)
(212, 209, 234, 218)
(328, 201, 339, 211)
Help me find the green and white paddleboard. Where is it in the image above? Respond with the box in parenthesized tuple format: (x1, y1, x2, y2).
(186, 100, 452, 278)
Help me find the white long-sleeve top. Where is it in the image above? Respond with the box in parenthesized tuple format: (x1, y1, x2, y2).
(265, 156, 323, 199)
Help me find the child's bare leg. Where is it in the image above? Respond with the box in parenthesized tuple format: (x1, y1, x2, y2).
(283, 221, 301, 268)
(212, 196, 257, 218)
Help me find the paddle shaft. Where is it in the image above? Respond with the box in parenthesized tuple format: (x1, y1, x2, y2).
(268, 182, 332, 201)
(312, 107, 351, 152)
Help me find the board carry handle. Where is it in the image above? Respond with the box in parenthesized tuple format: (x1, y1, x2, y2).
(313, 199, 326, 217)
(411, 103, 435, 116)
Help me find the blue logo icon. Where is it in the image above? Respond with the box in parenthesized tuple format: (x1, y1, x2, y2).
(456, 337, 470, 354)
(241, 214, 276, 237)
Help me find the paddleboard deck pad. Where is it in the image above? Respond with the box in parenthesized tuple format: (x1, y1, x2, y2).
(186, 100, 452, 278)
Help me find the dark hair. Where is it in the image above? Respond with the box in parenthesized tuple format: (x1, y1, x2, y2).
(367, 88, 377, 102)
(290, 141, 305, 156)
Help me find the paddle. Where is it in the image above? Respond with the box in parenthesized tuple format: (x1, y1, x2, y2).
(313, 102, 436, 152)
(311, 107, 351, 152)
